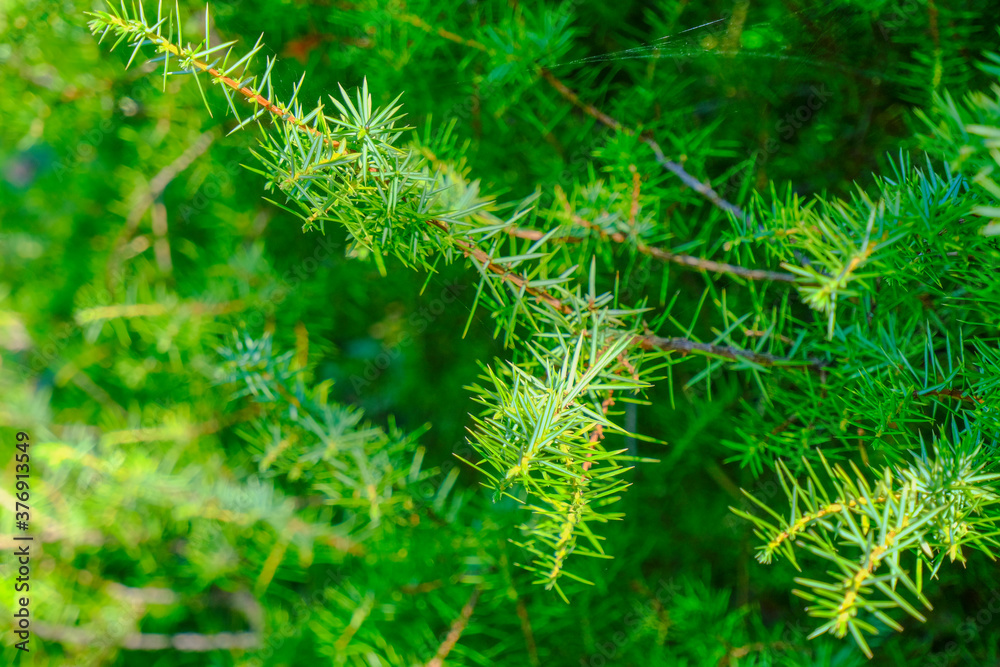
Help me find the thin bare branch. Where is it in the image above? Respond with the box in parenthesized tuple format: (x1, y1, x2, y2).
(538, 67, 746, 220)
(636, 334, 827, 369)
(425, 587, 482, 667)
(552, 186, 796, 282)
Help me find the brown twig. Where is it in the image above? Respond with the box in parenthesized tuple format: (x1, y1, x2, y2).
(438, 218, 817, 367)
(636, 334, 826, 369)
(916, 388, 985, 405)
(718, 640, 792, 667)
(123, 131, 216, 235)
(551, 186, 795, 282)
(721, 0, 750, 57)
(515, 597, 540, 666)
(639, 241, 797, 282)
(387, 12, 744, 219)
(425, 587, 482, 667)
(395, 13, 491, 53)
(400, 580, 444, 594)
(114, 18, 811, 373)
(505, 209, 788, 283)
(585, 392, 616, 467)
(432, 216, 818, 368)
(538, 67, 746, 220)
(627, 164, 642, 229)
(430, 219, 571, 313)
(500, 199, 796, 283)
(629, 579, 672, 642)
(108, 130, 216, 293)
(927, 0, 940, 48)
(101, 16, 341, 150)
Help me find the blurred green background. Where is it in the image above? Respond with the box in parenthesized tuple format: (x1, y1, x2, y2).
(3, 0, 1000, 665)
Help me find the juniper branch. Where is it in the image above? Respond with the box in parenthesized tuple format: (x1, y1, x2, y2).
(88, 4, 998, 618)
(550, 185, 796, 282)
(733, 439, 1000, 658)
(390, 10, 745, 219)
(538, 67, 746, 220)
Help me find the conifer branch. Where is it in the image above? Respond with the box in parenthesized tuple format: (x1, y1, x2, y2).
(551, 185, 796, 282)
(87, 9, 1000, 652)
(498, 202, 797, 282)
(396, 12, 492, 54)
(86, 8, 820, 595)
(389, 10, 745, 219)
(733, 437, 1000, 658)
(93, 8, 339, 145)
(111, 130, 216, 293)
(637, 335, 826, 369)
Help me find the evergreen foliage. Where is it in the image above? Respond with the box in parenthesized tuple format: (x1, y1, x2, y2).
(4, 0, 1000, 664)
